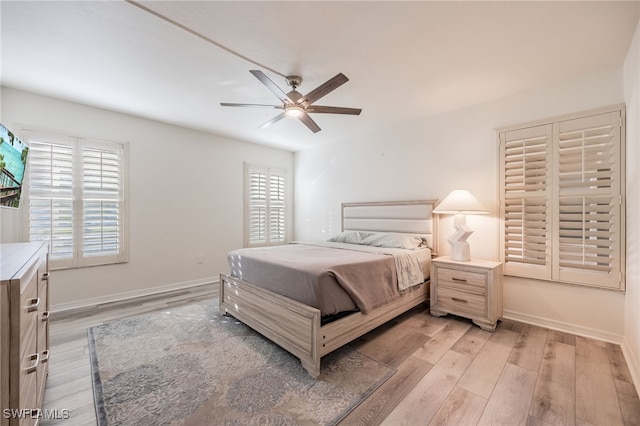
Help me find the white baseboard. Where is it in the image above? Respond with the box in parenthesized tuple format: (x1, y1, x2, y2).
(51, 276, 219, 314)
(621, 336, 640, 398)
(503, 309, 624, 344)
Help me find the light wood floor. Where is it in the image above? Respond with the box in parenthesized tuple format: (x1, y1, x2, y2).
(41, 286, 640, 426)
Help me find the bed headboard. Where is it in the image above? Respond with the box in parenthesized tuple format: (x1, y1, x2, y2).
(341, 200, 438, 254)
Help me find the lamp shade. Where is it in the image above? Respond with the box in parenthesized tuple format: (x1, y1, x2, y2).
(433, 189, 488, 215)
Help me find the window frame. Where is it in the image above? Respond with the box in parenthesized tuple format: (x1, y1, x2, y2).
(21, 127, 129, 270)
(243, 162, 288, 248)
(498, 104, 626, 291)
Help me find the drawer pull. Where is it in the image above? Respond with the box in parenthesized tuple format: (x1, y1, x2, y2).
(25, 353, 39, 374)
(452, 277, 468, 283)
(42, 311, 50, 322)
(41, 272, 50, 281)
(27, 297, 41, 312)
(452, 297, 468, 303)
(41, 350, 50, 363)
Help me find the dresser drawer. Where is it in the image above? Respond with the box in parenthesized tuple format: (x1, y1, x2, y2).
(436, 267, 486, 294)
(18, 350, 38, 426)
(19, 281, 39, 359)
(436, 286, 486, 318)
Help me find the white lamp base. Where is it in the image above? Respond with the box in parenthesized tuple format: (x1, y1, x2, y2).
(447, 214, 473, 262)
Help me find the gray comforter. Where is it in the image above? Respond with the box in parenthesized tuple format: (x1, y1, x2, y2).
(227, 242, 430, 316)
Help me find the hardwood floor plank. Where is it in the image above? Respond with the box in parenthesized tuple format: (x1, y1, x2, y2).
(412, 318, 471, 364)
(478, 363, 538, 426)
(351, 321, 431, 368)
(546, 329, 576, 346)
(450, 326, 492, 358)
(607, 342, 636, 384)
(526, 415, 557, 426)
(381, 350, 472, 425)
(339, 355, 433, 425)
(576, 335, 607, 349)
(43, 386, 94, 413)
(529, 341, 576, 425)
(46, 361, 92, 389)
(509, 323, 548, 372)
(44, 373, 92, 398)
(614, 378, 640, 426)
(429, 386, 486, 426)
(41, 402, 96, 426)
(497, 318, 525, 333)
(46, 356, 91, 379)
(457, 327, 520, 399)
(576, 338, 624, 425)
(408, 309, 452, 337)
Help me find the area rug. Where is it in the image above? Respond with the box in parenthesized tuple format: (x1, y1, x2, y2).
(88, 298, 395, 425)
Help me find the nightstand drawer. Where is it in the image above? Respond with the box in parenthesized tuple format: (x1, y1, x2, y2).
(436, 268, 486, 294)
(430, 257, 503, 331)
(436, 286, 486, 317)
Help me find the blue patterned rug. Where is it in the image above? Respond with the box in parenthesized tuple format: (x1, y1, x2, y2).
(88, 298, 395, 425)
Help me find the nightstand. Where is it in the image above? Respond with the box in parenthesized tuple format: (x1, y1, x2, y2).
(430, 256, 503, 331)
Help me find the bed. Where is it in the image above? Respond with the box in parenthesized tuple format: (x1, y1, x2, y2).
(219, 200, 438, 377)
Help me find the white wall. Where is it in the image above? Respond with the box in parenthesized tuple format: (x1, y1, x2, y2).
(623, 20, 640, 392)
(294, 66, 627, 342)
(0, 87, 294, 309)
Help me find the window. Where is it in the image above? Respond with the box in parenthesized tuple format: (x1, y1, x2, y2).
(499, 106, 625, 291)
(23, 129, 128, 269)
(244, 163, 286, 247)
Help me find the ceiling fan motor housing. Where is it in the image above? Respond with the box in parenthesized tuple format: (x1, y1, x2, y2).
(286, 75, 303, 89)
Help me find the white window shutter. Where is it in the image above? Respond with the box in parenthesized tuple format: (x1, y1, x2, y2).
(248, 169, 267, 245)
(553, 111, 622, 288)
(500, 125, 553, 280)
(81, 141, 124, 265)
(27, 139, 75, 267)
(269, 172, 285, 243)
(245, 164, 287, 247)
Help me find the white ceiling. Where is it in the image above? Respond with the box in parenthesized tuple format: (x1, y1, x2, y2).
(1, 1, 638, 152)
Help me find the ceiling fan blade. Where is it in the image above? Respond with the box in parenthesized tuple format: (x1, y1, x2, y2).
(300, 73, 349, 105)
(259, 112, 287, 129)
(250, 70, 294, 104)
(307, 106, 362, 115)
(298, 112, 321, 133)
(220, 103, 283, 109)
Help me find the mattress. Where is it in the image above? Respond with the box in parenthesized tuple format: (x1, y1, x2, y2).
(227, 242, 431, 316)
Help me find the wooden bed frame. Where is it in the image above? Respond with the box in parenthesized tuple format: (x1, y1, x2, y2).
(219, 200, 438, 377)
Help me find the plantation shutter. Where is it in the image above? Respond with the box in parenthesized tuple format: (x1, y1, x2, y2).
(81, 140, 125, 265)
(500, 125, 553, 280)
(499, 106, 624, 291)
(269, 172, 285, 244)
(27, 138, 75, 267)
(554, 111, 622, 288)
(245, 164, 287, 247)
(247, 169, 267, 245)
(24, 130, 128, 269)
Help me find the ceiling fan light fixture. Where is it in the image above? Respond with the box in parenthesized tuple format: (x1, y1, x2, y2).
(285, 105, 305, 118)
(221, 70, 361, 133)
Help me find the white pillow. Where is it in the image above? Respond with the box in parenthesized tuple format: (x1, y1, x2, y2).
(358, 232, 425, 250)
(328, 231, 375, 244)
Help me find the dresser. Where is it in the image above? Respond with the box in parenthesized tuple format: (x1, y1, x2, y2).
(0, 242, 50, 426)
(430, 256, 503, 331)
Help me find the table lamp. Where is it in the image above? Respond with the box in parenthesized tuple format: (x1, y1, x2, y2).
(433, 189, 488, 261)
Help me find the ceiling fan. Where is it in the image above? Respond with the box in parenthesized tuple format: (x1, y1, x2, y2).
(221, 70, 362, 133)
